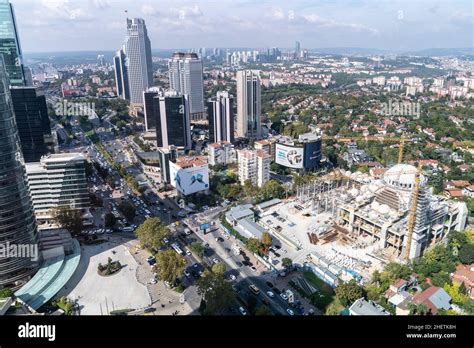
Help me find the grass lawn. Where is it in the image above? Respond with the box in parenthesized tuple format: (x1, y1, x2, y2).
(303, 271, 335, 311)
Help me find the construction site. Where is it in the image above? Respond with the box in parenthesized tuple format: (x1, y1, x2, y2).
(258, 163, 468, 285)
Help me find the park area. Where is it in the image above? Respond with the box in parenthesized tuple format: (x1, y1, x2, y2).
(57, 241, 151, 315)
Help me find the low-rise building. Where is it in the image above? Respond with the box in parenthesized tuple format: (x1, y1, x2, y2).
(349, 298, 390, 315)
(412, 286, 451, 315)
(451, 264, 474, 299)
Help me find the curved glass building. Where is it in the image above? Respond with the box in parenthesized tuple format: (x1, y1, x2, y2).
(0, 57, 39, 289)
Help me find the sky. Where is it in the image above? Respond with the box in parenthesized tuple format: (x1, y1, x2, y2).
(12, 0, 474, 53)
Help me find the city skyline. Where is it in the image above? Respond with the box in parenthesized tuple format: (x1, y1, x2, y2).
(11, 0, 473, 53)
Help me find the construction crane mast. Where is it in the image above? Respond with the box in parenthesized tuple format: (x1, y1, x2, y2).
(404, 164, 422, 261)
(398, 137, 405, 164)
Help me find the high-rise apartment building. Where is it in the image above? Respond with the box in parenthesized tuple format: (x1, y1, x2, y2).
(147, 90, 191, 150)
(114, 18, 153, 104)
(168, 52, 205, 121)
(236, 70, 261, 139)
(9, 87, 53, 162)
(0, 59, 39, 289)
(237, 149, 270, 188)
(25, 153, 90, 225)
(207, 91, 234, 143)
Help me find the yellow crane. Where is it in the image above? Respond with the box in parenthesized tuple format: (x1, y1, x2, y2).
(403, 163, 422, 261)
(398, 137, 405, 164)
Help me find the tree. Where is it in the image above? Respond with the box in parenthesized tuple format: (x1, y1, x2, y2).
(211, 262, 226, 275)
(190, 242, 204, 257)
(444, 282, 469, 305)
(261, 232, 272, 249)
(408, 303, 430, 316)
(255, 306, 272, 315)
(134, 218, 170, 251)
(197, 267, 235, 315)
(245, 238, 262, 255)
(334, 280, 364, 307)
(118, 201, 136, 221)
(104, 213, 117, 228)
(458, 244, 474, 265)
(258, 180, 285, 201)
(282, 257, 293, 270)
(0, 288, 13, 298)
(154, 249, 187, 284)
(53, 207, 83, 236)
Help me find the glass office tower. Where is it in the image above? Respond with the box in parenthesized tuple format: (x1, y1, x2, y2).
(0, 58, 39, 289)
(0, 0, 26, 86)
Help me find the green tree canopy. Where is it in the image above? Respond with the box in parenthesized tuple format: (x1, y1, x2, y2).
(135, 217, 170, 251)
(154, 249, 187, 284)
(335, 280, 365, 307)
(53, 207, 83, 236)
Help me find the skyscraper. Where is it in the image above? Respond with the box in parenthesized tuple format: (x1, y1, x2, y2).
(114, 49, 130, 100)
(207, 91, 234, 143)
(168, 52, 205, 121)
(10, 87, 53, 162)
(0, 0, 26, 86)
(236, 70, 261, 139)
(149, 90, 191, 150)
(295, 41, 301, 59)
(0, 58, 39, 289)
(143, 87, 161, 131)
(115, 18, 153, 104)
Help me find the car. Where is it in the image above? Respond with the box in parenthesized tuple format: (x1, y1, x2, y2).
(286, 309, 294, 316)
(212, 258, 219, 264)
(217, 237, 224, 242)
(250, 266, 257, 272)
(204, 243, 209, 248)
(150, 278, 157, 284)
(274, 245, 281, 249)
(273, 252, 281, 258)
(185, 249, 191, 256)
(238, 307, 247, 316)
(236, 261, 243, 267)
(147, 256, 156, 263)
(266, 281, 274, 288)
(229, 274, 236, 281)
(280, 293, 288, 301)
(266, 291, 275, 298)
(163, 238, 169, 244)
(184, 270, 191, 278)
(225, 247, 231, 252)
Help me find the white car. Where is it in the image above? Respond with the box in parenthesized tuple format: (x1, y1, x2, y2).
(286, 308, 294, 316)
(266, 291, 275, 298)
(280, 293, 288, 301)
(238, 307, 247, 316)
(150, 278, 157, 284)
(229, 274, 236, 281)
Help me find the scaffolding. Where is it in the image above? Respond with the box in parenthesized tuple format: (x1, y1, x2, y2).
(296, 171, 360, 215)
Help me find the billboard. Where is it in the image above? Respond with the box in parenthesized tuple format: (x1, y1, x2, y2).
(170, 163, 210, 196)
(275, 144, 304, 169)
(303, 140, 322, 169)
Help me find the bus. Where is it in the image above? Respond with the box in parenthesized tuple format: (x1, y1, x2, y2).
(249, 284, 260, 295)
(171, 243, 184, 255)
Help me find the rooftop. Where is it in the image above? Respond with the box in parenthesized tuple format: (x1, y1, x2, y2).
(14, 240, 81, 312)
(349, 298, 390, 316)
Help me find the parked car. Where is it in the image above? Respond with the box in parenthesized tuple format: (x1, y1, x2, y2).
(280, 293, 288, 301)
(266, 291, 275, 298)
(286, 308, 294, 316)
(238, 307, 247, 316)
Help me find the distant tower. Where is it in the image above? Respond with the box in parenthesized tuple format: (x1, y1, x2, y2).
(116, 18, 153, 104)
(168, 52, 205, 121)
(236, 70, 261, 139)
